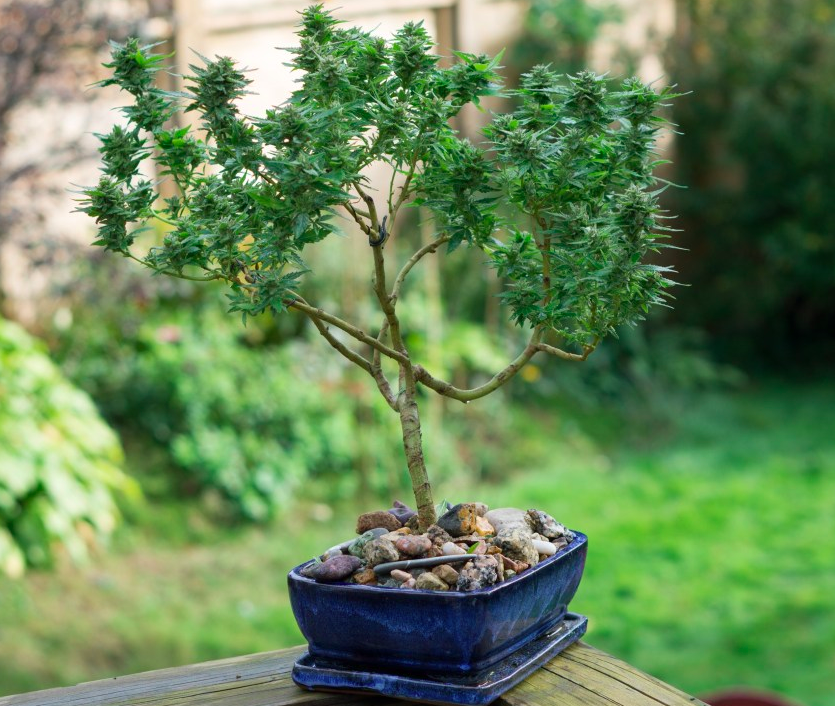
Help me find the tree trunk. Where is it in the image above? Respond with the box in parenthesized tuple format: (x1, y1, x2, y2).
(397, 382, 436, 531)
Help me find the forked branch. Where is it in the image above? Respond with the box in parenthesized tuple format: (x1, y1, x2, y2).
(414, 330, 598, 403)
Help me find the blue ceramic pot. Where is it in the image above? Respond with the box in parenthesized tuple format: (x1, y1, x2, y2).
(288, 530, 587, 676)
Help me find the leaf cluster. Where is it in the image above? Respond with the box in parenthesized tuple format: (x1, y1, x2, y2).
(80, 4, 676, 348)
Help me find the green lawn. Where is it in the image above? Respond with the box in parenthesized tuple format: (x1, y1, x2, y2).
(1, 380, 833, 703)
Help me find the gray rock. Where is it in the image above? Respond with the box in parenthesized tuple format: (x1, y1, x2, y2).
(473, 502, 489, 517)
(363, 537, 400, 567)
(527, 509, 575, 541)
(302, 555, 362, 583)
(485, 508, 539, 565)
(436, 503, 479, 537)
(347, 528, 389, 558)
(426, 524, 454, 547)
(416, 572, 449, 591)
(493, 528, 539, 566)
(457, 555, 500, 591)
(357, 511, 402, 534)
(394, 534, 432, 557)
(484, 508, 530, 534)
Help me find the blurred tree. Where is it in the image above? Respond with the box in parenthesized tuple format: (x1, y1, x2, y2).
(667, 0, 835, 366)
(507, 0, 624, 84)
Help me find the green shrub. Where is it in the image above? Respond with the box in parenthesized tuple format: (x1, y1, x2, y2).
(0, 318, 137, 577)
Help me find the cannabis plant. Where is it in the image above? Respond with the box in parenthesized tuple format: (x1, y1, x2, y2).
(81, 4, 676, 530)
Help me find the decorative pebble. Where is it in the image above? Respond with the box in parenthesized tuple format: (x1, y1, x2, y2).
(352, 567, 378, 585)
(416, 572, 449, 591)
(302, 555, 362, 583)
(533, 539, 557, 556)
(363, 537, 400, 567)
(426, 524, 453, 547)
(436, 503, 479, 537)
(475, 516, 495, 536)
(390, 569, 412, 582)
(395, 534, 432, 557)
(493, 527, 539, 565)
(473, 502, 489, 517)
(484, 508, 529, 535)
(388, 500, 417, 525)
(357, 511, 402, 534)
(526, 509, 575, 542)
(485, 508, 540, 565)
(442, 541, 467, 556)
(457, 555, 500, 591)
(431, 564, 460, 586)
(402, 578, 417, 589)
(321, 547, 344, 561)
(348, 528, 389, 558)
(499, 554, 529, 575)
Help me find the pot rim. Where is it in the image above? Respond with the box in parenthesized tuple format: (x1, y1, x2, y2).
(288, 530, 587, 597)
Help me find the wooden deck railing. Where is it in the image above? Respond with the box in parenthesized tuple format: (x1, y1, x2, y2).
(0, 642, 707, 706)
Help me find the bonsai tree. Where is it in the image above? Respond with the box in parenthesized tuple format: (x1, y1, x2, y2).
(81, 5, 676, 532)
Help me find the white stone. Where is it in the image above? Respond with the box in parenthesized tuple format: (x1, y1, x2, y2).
(442, 541, 467, 556)
(533, 539, 557, 556)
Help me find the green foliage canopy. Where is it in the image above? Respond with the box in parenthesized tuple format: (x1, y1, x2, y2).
(81, 5, 676, 346)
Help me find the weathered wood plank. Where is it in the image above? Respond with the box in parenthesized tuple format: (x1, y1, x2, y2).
(0, 643, 706, 706)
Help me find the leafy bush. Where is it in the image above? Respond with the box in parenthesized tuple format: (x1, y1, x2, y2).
(0, 318, 137, 577)
(667, 0, 835, 365)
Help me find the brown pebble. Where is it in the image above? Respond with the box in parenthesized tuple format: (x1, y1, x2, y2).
(352, 567, 378, 585)
(499, 554, 529, 575)
(431, 564, 460, 586)
(402, 578, 417, 589)
(416, 572, 449, 591)
(390, 569, 412, 582)
(356, 511, 402, 534)
(395, 534, 432, 557)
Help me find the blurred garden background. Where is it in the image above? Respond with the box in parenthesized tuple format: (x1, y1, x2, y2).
(1, 0, 834, 703)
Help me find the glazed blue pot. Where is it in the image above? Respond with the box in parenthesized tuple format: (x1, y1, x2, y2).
(288, 530, 587, 676)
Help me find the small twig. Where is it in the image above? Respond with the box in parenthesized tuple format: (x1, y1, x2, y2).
(288, 298, 408, 365)
(391, 233, 451, 304)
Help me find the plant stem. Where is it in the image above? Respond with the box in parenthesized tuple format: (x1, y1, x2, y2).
(370, 227, 437, 530)
(398, 377, 436, 531)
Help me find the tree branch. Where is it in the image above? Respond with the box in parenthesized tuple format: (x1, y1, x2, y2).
(293, 297, 398, 411)
(342, 200, 373, 236)
(413, 329, 597, 402)
(391, 233, 451, 304)
(288, 298, 408, 365)
(536, 338, 598, 361)
(414, 335, 541, 403)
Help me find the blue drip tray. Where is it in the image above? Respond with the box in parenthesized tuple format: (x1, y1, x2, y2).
(292, 612, 588, 705)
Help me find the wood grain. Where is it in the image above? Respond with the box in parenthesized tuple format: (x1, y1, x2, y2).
(0, 643, 706, 706)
